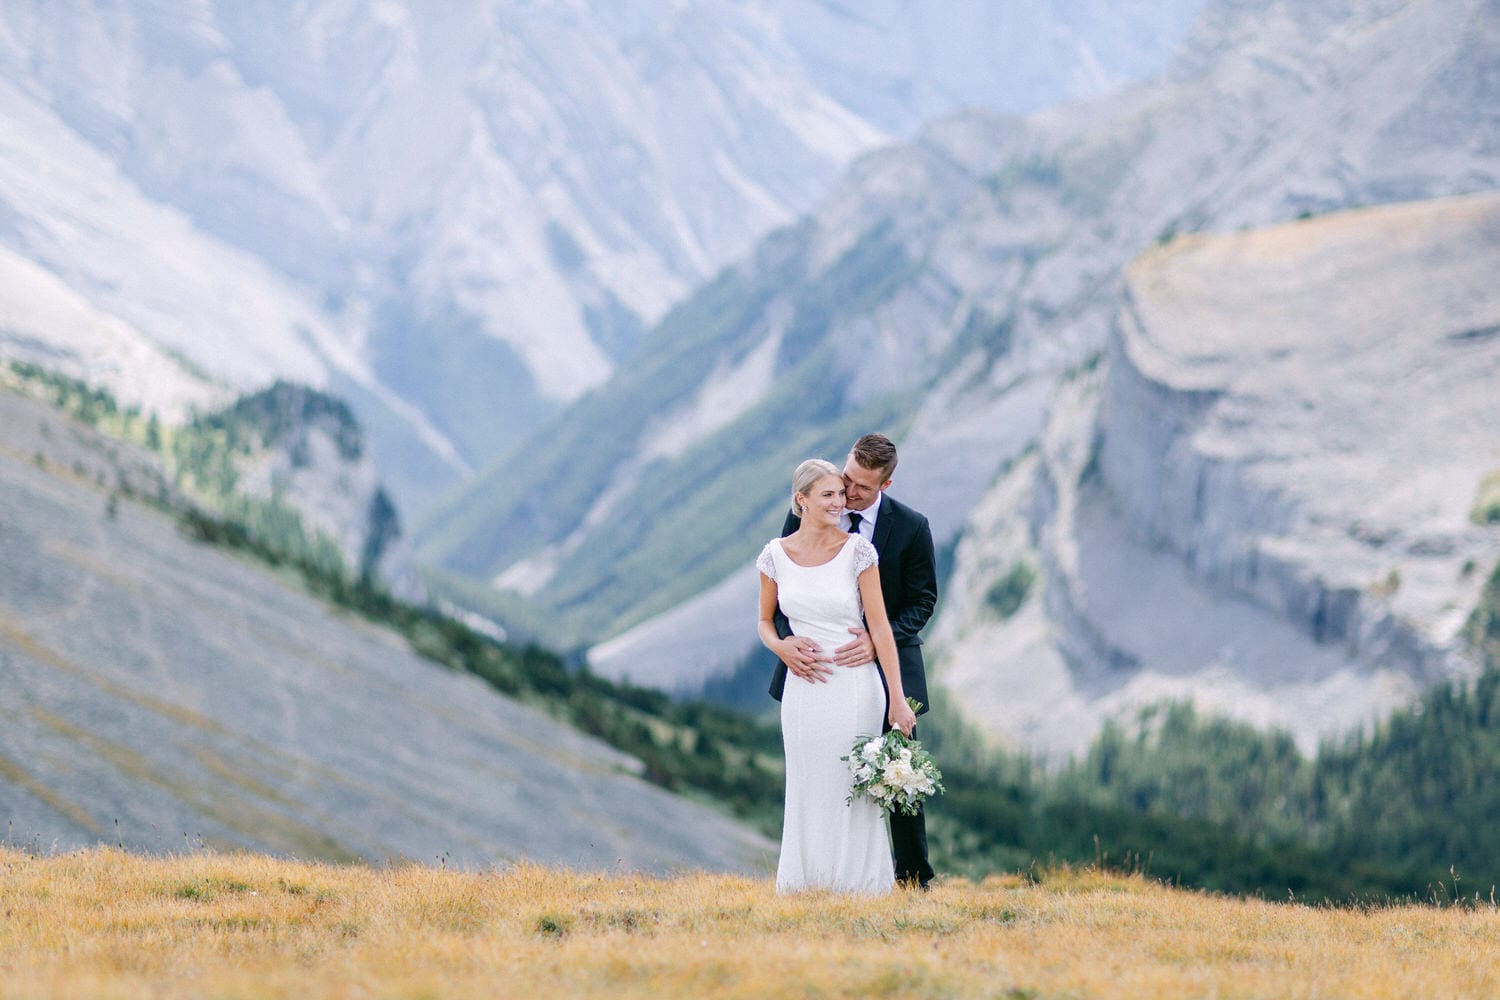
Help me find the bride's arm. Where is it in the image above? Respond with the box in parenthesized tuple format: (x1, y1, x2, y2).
(757, 575, 784, 652)
(858, 567, 917, 735)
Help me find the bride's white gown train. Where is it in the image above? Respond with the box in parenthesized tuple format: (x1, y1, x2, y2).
(759, 535, 893, 895)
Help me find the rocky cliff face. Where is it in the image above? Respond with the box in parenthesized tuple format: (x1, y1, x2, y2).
(205, 382, 424, 601)
(933, 193, 1500, 757)
(1105, 199, 1500, 683)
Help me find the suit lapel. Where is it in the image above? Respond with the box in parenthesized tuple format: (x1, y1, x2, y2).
(872, 494, 898, 555)
(872, 496, 904, 619)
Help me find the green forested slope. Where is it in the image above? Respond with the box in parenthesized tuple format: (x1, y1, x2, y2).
(415, 221, 930, 644)
(1051, 560, 1500, 897)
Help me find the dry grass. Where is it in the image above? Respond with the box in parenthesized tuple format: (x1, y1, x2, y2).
(2, 848, 1498, 999)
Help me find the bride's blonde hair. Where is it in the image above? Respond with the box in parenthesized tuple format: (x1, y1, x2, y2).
(790, 458, 842, 517)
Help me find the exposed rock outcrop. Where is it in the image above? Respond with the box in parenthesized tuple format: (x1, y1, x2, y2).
(207, 382, 424, 602)
(934, 193, 1500, 757)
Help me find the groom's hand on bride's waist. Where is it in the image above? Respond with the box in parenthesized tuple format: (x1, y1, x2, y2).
(777, 637, 834, 682)
(833, 628, 875, 668)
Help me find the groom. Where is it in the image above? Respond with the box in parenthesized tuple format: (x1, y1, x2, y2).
(768, 433, 939, 888)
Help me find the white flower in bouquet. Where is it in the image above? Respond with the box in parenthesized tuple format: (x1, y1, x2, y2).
(884, 757, 919, 792)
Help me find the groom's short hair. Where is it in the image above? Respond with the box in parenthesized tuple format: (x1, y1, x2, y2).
(851, 434, 898, 479)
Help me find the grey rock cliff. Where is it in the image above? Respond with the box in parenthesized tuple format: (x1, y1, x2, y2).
(934, 193, 1500, 758)
(211, 382, 424, 601)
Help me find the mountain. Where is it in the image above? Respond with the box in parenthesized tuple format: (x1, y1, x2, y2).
(3, 361, 423, 600)
(0, 1, 1204, 516)
(419, 0, 1500, 750)
(935, 191, 1500, 758)
(186, 380, 425, 601)
(0, 383, 769, 871)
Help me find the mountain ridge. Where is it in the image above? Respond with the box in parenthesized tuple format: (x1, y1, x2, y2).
(421, 0, 1500, 754)
(0, 1, 1204, 516)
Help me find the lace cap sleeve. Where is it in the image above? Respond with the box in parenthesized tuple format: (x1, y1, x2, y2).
(851, 535, 879, 576)
(756, 540, 779, 581)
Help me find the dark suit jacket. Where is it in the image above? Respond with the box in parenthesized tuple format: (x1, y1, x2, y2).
(767, 493, 938, 715)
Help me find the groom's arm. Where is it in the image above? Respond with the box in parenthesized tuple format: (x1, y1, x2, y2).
(888, 515, 938, 644)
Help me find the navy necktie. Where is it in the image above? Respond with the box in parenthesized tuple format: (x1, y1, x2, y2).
(847, 512, 862, 535)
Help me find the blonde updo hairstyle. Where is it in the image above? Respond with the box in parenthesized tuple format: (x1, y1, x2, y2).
(790, 458, 842, 517)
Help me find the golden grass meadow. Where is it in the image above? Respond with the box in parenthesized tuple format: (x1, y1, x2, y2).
(3, 848, 1500, 999)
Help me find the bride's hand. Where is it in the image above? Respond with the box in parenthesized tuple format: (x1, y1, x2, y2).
(888, 700, 917, 736)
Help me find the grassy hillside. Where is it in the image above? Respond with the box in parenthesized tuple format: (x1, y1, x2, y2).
(4, 848, 1497, 1000)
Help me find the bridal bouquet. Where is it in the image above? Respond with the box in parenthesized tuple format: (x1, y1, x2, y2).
(842, 700, 945, 817)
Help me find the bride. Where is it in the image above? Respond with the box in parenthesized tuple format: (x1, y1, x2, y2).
(756, 459, 918, 894)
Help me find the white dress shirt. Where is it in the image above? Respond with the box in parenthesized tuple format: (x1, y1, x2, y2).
(842, 491, 883, 542)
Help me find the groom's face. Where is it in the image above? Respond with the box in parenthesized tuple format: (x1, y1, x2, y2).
(842, 457, 891, 512)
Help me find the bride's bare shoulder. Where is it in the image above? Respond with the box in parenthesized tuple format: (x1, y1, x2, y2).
(778, 534, 809, 558)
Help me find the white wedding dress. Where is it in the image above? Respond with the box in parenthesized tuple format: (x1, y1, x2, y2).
(758, 534, 893, 895)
